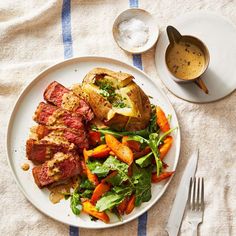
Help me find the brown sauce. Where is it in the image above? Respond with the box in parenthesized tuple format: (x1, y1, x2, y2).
(48, 177, 80, 204)
(166, 41, 205, 80)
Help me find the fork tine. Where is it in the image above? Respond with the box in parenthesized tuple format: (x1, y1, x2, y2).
(192, 177, 196, 210)
(201, 178, 204, 210)
(197, 178, 200, 210)
(188, 177, 193, 209)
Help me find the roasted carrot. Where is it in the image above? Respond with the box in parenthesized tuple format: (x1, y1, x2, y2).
(122, 136, 141, 152)
(80, 159, 87, 175)
(109, 150, 116, 156)
(82, 200, 110, 223)
(156, 106, 170, 132)
(133, 146, 151, 159)
(83, 149, 99, 186)
(105, 134, 133, 165)
(88, 130, 101, 146)
(101, 171, 118, 183)
(84, 145, 111, 160)
(90, 182, 111, 204)
(117, 196, 129, 215)
(151, 171, 174, 183)
(125, 195, 136, 215)
(159, 136, 173, 160)
(90, 144, 111, 158)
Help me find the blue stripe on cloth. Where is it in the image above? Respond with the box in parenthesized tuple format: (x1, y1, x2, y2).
(129, 3, 148, 235)
(62, 0, 73, 59)
(132, 54, 143, 70)
(61, 1, 78, 235)
(129, 0, 138, 8)
(69, 226, 79, 236)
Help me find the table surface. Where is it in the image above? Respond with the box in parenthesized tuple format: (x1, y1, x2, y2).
(0, 0, 235, 236)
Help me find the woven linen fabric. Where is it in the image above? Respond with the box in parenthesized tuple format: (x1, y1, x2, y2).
(0, 0, 236, 235)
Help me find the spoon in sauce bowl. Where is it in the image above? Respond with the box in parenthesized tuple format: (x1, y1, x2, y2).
(165, 26, 210, 94)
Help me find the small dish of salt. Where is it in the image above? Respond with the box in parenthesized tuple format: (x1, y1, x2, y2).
(113, 8, 159, 54)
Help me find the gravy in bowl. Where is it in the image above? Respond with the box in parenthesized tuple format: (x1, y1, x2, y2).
(166, 40, 205, 80)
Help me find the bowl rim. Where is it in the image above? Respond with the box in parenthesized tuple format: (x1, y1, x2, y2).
(112, 8, 160, 54)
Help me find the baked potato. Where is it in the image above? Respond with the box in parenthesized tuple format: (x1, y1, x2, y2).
(82, 68, 151, 131)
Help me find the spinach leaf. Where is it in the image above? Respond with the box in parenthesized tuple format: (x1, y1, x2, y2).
(96, 192, 125, 212)
(70, 192, 82, 215)
(87, 160, 110, 177)
(149, 133, 163, 176)
(132, 164, 152, 206)
(135, 152, 153, 168)
(79, 178, 95, 190)
(80, 189, 93, 198)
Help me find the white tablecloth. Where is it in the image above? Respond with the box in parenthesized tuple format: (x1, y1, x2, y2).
(0, 0, 235, 235)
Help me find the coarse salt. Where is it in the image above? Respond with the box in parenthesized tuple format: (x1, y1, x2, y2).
(118, 18, 149, 48)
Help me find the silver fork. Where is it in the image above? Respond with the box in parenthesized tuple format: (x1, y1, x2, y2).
(187, 177, 204, 236)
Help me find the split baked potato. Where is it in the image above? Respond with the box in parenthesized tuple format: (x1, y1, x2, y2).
(81, 68, 151, 131)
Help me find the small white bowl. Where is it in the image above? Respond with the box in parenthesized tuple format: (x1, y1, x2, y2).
(113, 8, 159, 54)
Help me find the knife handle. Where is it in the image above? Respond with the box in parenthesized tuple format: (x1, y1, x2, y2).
(166, 225, 179, 236)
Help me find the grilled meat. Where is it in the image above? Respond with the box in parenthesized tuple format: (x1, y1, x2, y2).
(32, 152, 81, 188)
(44, 81, 94, 121)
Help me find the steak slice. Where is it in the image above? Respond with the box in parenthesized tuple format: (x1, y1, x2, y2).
(34, 102, 84, 130)
(26, 139, 75, 164)
(32, 152, 81, 188)
(44, 81, 94, 121)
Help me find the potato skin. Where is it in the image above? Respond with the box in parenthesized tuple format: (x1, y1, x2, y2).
(82, 68, 151, 131)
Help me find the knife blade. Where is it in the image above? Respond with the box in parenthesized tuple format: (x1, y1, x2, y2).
(165, 150, 199, 236)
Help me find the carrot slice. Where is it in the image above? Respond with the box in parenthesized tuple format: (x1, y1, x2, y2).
(90, 182, 111, 204)
(125, 195, 136, 215)
(90, 144, 111, 158)
(133, 146, 151, 159)
(83, 149, 99, 186)
(117, 196, 129, 215)
(101, 171, 118, 183)
(82, 200, 110, 223)
(151, 171, 174, 183)
(122, 136, 141, 152)
(105, 134, 133, 165)
(156, 106, 170, 132)
(159, 136, 173, 160)
(88, 130, 101, 146)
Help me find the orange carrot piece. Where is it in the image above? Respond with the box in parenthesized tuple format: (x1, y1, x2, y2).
(83, 149, 99, 186)
(101, 171, 118, 183)
(82, 200, 110, 223)
(156, 106, 170, 132)
(159, 136, 173, 160)
(125, 195, 136, 215)
(117, 196, 129, 215)
(83, 149, 92, 162)
(80, 159, 87, 175)
(88, 130, 101, 146)
(109, 150, 116, 156)
(133, 147, 151, 159)
(105, 134, 133, 165)
(122, 136, 141, 152)
(90, 182, 111, 204)
(151, 171, 174, 183)
(90, 144, 111, 158)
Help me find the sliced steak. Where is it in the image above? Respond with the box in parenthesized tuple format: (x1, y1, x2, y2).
(34, 102, 84, 130)
(32, 152, 81, 188)
(43, 81, 94, 121)
(26, 139, 75, 164)
(26, 125, 89, 156)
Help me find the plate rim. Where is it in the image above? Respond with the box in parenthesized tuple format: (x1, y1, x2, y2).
(6, 56, 181, 229)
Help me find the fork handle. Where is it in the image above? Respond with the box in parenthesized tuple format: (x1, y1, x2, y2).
(190, 223, 199, 236)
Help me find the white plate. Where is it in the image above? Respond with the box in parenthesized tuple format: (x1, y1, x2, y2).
(6, 56, 180, 229)
(155, 11, 236, 103)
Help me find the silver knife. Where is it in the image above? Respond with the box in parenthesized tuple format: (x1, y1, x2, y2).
(165, 150, 199, 236)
